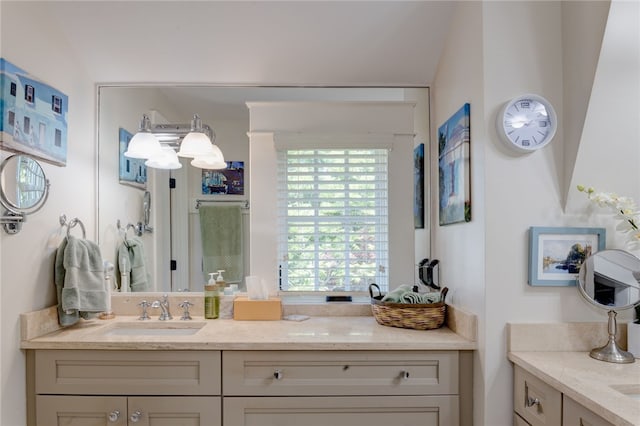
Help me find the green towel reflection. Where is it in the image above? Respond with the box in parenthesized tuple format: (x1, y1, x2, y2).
(199, 205, 243, 283)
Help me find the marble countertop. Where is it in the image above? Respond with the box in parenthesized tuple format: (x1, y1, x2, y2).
(21, 313, 477, 351)
(509, 351, 639, 426)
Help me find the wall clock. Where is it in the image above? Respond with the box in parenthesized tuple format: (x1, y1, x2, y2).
(496, 94, 557, 153)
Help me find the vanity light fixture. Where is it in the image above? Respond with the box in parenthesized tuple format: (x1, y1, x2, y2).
(128, 113, 226, 170)
(124, 114, 164, 159)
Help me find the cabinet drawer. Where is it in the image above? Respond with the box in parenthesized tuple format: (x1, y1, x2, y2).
(223, 350, 458, 396)
(224, 395, 459, 426)
(514, 366, 562, 426)
(562, 395, 614, 426)
(35, 350, 221, 395)
(515, 412, 532, 426)
(37, 395, 127, 426)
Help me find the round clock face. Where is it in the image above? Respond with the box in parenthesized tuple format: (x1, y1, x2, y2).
(498, 94, 557, 153)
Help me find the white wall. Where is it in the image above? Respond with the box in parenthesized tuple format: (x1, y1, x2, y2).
(431, 2, 487, 423)
(432, 1, 637, 425)
(0, 4, 95, 425)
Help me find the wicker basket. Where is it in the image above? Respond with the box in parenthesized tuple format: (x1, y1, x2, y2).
(369, 283, 448, 330)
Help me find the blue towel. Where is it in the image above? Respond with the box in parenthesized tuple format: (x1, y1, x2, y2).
(54, 236, 108, 327)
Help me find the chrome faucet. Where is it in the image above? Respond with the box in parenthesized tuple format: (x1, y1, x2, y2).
(151, 294, 173, 320)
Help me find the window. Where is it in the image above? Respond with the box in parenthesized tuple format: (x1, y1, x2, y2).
(25, 85, 34, 103)
(277, 148, 389, 292)
(52, 95, 62, 113)
(10, 82, 16, 96)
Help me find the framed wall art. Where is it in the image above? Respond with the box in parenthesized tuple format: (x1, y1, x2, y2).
(0, 58, 68, 166)
(118, 127, 147, 189)
(202, 161, 245, 195)
(438, 103, 470, 225)
(528, 226, 606, 286)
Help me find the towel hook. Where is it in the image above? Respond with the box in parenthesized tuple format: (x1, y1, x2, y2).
(60, 215, 87, 239)
(66, 218, 86, 239)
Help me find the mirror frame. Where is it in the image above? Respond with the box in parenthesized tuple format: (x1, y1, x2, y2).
(0, 154, 50, 234)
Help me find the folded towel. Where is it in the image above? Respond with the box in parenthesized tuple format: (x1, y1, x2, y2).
(199, 205, 243, 283)
(381, 284, 442, 304)
(117, 237, 150, 292)
(54, 236, 108, 327)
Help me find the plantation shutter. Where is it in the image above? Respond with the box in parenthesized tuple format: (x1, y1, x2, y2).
(277, 148, 389, 292)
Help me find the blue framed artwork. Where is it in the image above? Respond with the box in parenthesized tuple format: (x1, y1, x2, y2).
(0, 58, 68, 166)
(202, 161, 245, 195)
(118, 128, 147, 189)
(529, 226, 606, 286)
(438, 103, 470, 225)
(414, 143, 424, 229)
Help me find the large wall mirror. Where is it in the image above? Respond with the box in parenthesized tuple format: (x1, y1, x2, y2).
(97, 86, 428, 293)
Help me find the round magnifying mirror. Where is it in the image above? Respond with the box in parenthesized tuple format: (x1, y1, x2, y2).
(0, 154, 49, 215)
(578, 249, 640, 363)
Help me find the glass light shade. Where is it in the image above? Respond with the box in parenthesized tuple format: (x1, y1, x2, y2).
(177, 132, 215, 158)
(145, 147, 183, 170)
(124, 131, 163, 159)
(191, 145, 227, 169)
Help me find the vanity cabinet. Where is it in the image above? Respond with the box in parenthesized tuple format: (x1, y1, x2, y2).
(29, 350, 221, 426)
(512, 366, 614, 426)
(513, 365, 562, 426)
(29, 349, 471, 426)
(222, 350, 465, 426)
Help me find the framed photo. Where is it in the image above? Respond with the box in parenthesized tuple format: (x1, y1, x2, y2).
(414, 143, 424, 229)
(438, 103, 471, 225)
(0, 58, 68, 166)
(118, 127, 147, 189)
(202, 161, 244, 195)
(528, 226, 606, 286)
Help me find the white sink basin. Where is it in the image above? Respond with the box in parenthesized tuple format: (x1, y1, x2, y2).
(103, 322, 206, 336)
(610, 384, 640, 400)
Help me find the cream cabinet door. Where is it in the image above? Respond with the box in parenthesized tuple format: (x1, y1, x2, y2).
(224, 395, 459, 426)
(128, 397, 221, 426)
(562, 396, 614, 426)
(36, 395, 127, 426)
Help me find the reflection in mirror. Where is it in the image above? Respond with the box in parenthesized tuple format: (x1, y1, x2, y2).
(0, 154, 50, 234)
(98, 86, 426, 293)
(578, 249, 640, 363)
(0, 154, 48, 211)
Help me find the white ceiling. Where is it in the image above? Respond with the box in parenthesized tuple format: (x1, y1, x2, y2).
(43, 1, 456, 86)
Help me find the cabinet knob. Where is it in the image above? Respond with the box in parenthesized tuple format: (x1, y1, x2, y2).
(400, 370, 410, 380)
(273, 369, 283, 380)
(526, 397, 540, 408)
(130, 410, 143, 423)
(107, 410, 120, 422)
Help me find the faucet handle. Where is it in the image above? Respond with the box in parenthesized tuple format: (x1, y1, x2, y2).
(138, 300, 151, 320)
(178, 300, 193, 320)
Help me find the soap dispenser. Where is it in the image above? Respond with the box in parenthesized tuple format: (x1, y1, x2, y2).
(215, 270, 226, 290)
(204, 273, 219, 319)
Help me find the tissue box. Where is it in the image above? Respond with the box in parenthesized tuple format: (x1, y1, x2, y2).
(233, 297, 282, 320)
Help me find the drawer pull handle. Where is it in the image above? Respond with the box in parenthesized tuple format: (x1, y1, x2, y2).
(130, 410, 143, 423)
(273, 369, 283, 380)
(526, 397, 540, 408)
(107, 410, 120, 422)
(400, 370, 410, 380)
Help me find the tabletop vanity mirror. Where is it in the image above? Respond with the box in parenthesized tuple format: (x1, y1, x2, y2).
(577, 249, 640, 363)
(0, 154, 50, 234)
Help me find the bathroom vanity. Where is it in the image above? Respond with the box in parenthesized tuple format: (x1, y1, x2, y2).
(22, 304, 476, 426)
(508, 324, 640, 426)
